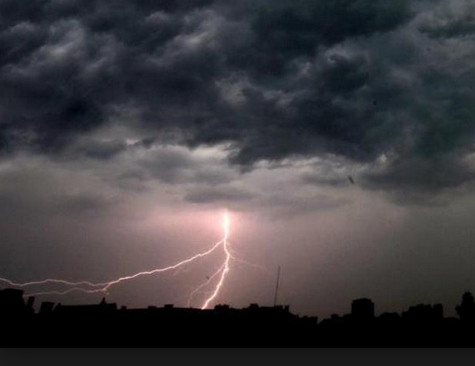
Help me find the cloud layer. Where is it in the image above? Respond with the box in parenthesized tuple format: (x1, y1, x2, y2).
(1, 0, 475, 200)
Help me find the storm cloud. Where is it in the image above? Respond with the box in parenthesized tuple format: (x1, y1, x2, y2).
(0, 0, 475, 200)
(4, 0, 475, 317)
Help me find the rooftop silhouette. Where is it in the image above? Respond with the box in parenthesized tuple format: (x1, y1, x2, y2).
(1, 288, 475, 347)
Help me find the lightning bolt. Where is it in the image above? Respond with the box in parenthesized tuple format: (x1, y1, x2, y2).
(201, 212, 232, 310)
(187, 263, 225, 308)
(0, 212, 240, 310)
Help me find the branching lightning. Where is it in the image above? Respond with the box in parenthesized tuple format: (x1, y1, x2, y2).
(201, 212, 232, 310)
(0, 212, 242, 310)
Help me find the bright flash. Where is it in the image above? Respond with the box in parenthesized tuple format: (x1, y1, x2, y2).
(200, 212, 232, 310)
(0, 211, 239, 310)
(223, 212, 230, 238)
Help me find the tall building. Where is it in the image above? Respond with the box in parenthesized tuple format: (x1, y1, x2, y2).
(0, 289, 28, 317)
(351, 299, 375, 321)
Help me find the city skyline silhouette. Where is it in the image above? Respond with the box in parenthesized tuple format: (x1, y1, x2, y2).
(2, 287, 475, 346)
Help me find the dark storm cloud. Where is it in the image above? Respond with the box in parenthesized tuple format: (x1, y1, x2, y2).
(71, 139, 128, 160)
(228, 0, 413, 74)
(137, 147, 236, 185)
(1, 0, 475, 199)
(367, 156, 475, 195)
(419, 0, 475, 39)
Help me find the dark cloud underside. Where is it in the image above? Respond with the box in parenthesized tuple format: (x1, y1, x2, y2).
(1, 0, 475, 197)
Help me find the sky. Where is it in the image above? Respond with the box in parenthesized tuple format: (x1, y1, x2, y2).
(1, 0, 475, 317)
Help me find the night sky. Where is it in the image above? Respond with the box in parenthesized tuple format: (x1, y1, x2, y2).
(1, 0, 475, 317)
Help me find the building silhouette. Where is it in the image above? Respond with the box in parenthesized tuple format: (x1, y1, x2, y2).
(351, 298, 375, 321)
(456, 292, 475, 322)
(402, 304, 444, 324)
(1, 288, 475, 346)
(0, 289, 34, 317)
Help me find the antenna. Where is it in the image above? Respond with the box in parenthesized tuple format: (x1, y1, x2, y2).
(273, 265, 281, 307)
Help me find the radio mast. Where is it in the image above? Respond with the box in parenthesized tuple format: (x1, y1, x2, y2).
(273, 266, 281, 307)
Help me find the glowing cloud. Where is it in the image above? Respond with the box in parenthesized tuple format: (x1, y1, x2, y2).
(0, 212, 238, 310)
